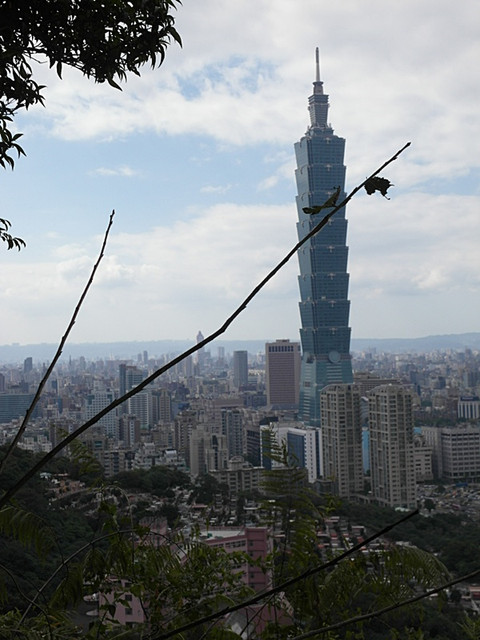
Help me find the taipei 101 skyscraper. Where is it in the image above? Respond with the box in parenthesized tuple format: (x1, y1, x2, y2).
(295, 49, 353, 427)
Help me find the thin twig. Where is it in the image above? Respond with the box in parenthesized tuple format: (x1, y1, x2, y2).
(0, 210, 116, 475)
(0, 143, 410, 509)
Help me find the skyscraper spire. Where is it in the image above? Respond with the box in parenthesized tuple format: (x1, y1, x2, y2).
(308, 47, 328, 128)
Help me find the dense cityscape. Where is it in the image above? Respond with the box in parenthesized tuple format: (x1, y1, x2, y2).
(2, 340, 480, 492)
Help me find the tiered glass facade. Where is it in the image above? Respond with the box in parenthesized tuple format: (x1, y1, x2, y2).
(295, 50, 353, 427)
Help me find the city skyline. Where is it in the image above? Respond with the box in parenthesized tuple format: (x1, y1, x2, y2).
(1, 2, 479, 346)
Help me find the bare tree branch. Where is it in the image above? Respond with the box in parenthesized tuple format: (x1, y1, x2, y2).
(0, 210, 116, 475)
(0, 143, 410, 509)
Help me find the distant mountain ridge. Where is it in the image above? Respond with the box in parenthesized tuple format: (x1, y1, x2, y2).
(1, 333, 480, 364)
(351, 332, 480, 353)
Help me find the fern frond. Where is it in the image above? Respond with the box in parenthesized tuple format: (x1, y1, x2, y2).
(0, 505, 53, 556)
(49, 561, 85, 609)
(374, 544, 451, 601)
(318, 543, 451, 624)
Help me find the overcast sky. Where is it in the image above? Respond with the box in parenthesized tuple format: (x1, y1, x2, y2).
(1, 0, 480, 347)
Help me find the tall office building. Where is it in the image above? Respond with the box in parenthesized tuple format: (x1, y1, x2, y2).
(119, 364, 144, 414)
(319, 384, 363, 498)
(196, 330, 206, 373)
(265, 339, 301, 410)
(286, 426, 321, 484)
(295, 49, 353, 427)
(0, 392, 35, 423)
(233, 350, 248, 390)
(23, 357, 33, 374)
(260, 421, 320, 484)
(368, 384, 416, 509)
(119, 364, 144, 395)
(423, 424, 480, 482)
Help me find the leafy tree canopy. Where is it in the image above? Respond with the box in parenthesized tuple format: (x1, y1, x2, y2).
(0, 0, 181, 170)
(188, 473, 229, 506)
(112, 465, 191, 496)
(337, 499, 480, 576)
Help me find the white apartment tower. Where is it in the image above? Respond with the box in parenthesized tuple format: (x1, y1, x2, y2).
(319, 384, 363, 498)
(368, 384, 416, 509)
(84, 390, 117, 438)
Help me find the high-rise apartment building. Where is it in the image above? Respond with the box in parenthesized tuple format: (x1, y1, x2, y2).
(205, 433, 228, 473)
(295, 49, 353, 427)
(413, 434, 433, 482)
(368, 384, 416, 509)
(84, 390, 117, 438)
(190, 427, 228, 475)
(127, 390, 150, 429)
(233, 350, 248, 390)
(221, 408, 244, 459)
(319, 384, 363, 498)
(189, 427, 207, 476)
(151, 388, 173, 424)
(174, 409, 197, 467)
(118, 414, 141, 447)
(265, 339, 301, 410)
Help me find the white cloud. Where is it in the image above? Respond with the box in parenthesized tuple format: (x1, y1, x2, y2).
(348, 191, 480, 302)
(3, 186, 480, 344)
(257, 175, 279, 191)
(23, 0, 479, 188)
(0, 203, 299, 343)
(92, 166, 140, 177)
(200, 184, 232, 194)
